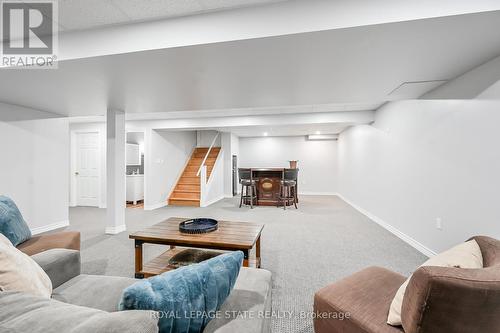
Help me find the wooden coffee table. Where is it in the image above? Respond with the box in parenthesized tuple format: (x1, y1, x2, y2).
(129, 217, 264, 278)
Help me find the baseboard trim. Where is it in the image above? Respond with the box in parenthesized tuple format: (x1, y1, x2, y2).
(31, 220, 69, 235)
(144, 202, 167, 211)
(105, 224, 127, 235)
(202, 195, 224, 207)
(299, 192, 339, 196)
(337, 193, 436, 257)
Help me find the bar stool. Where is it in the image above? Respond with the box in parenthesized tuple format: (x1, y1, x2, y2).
(278, 168, 298, 210)
(239, 168, 257, 209)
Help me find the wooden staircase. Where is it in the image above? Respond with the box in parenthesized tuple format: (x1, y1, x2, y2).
(168, 147, 221, 207)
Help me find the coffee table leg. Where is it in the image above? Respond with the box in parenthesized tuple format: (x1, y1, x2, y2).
(242, 249, 250, 267)
(135, 240, 144, 279)
(256, 236, 261, 268)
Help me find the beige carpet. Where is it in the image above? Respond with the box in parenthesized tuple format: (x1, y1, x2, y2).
(67, 195, 427, 333)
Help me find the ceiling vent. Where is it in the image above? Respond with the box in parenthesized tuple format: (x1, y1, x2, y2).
(388, 80, 447, 99)
(307, 134, 338, 141)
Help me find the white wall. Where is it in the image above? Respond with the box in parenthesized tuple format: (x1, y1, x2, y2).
(239, 136, 338, 194)
(70, 122, 107, 208)
(423, 55, 500, 99)
(201, 150, 225, 207)
(197, 130, 220, 147)
(70, 122, 199, 210)
(0, 118, 69, 233)
(221, 132, 239, 197)
(145, 129, 196, 209)
(338, 100, 500, 255)
(477, 80, 500, 99)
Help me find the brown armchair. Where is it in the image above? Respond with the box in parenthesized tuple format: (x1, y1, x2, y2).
(17, 231, 80, 256)
(314, 236, 500, 333)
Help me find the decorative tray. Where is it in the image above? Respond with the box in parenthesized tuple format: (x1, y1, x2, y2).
(179, 218, 218, 234)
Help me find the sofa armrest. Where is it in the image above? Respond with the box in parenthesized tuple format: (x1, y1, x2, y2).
(17, 231, 80, 256)
(401, 265, 500, 333)
(314, 266, 405, 333)
(31, 249, 81, 289)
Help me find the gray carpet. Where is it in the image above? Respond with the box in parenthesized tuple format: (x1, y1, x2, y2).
(67, 195, 427, 333)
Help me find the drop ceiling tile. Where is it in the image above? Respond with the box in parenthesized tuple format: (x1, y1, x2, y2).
(58, 0, 130, 31)
(111, 0, 203, 21)
(49, 0, 288, 32)
(19, 1, 67, 32)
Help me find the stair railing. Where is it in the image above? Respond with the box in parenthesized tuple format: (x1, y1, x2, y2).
(196, 131, 220, 182)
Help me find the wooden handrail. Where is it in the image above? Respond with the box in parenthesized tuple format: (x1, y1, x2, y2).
(196, 131, 220, 178)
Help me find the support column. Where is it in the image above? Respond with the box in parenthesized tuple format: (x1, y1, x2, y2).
(105, 109, 126, 234)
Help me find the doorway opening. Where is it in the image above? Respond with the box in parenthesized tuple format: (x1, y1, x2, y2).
(71, 131, 101, 207)
(126, 132, 145, 209)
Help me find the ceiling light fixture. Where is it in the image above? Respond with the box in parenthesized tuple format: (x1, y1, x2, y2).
(315, 131, 321, 135)
(263, 132, 268, 136)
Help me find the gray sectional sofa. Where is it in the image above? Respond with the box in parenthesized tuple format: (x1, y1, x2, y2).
(0, 248, 273, 333)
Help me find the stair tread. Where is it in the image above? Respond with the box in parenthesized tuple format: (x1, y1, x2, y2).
(169, 197, 200, 201)
(169, 147, 221, 206)
(173, 189, 200, 193)
(173, 189, 200, 194)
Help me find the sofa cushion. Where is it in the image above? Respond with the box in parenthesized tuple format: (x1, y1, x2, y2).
(31, 249, 81, 289)
(387, 239, 483, 326)
(203, 267, 272, 333)
(17, 231, 80, 256)
(119, 251, 243, 333)
(0, 233, 52, 298)
(0, 291, 158, 333)
(53, 274, 138, 312)
(0, 195, 31, 246)
(53, 269, 274, 333)
(314, 266, 405, 333)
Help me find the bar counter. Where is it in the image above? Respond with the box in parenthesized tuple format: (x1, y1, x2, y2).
(247, 168, 298, 206)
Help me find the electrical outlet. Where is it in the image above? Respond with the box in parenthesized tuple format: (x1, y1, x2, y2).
(436, 218, 443, 230)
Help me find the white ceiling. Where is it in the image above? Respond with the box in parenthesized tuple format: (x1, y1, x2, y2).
(50, 0, 288, 31)
(151, 122, 349, 138)
(218, 123, 348, 137)
(1, 10, 500, 119)
(2, 5, 500, 137)
(40, 0, 500, 63)
(122, 102, 382, 121)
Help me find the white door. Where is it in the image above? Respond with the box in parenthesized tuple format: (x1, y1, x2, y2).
(75, 132, 100, 207)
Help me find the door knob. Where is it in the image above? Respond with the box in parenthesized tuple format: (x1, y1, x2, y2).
(75, 172, 79, 175)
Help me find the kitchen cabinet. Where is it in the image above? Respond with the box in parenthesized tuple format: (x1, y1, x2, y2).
(126, 174, 144, 205)
(126, 143, 141, 165)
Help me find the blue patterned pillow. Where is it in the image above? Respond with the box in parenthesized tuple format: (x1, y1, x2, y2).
(0, 196, 32, 246)
(119, 251, 243, 333)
